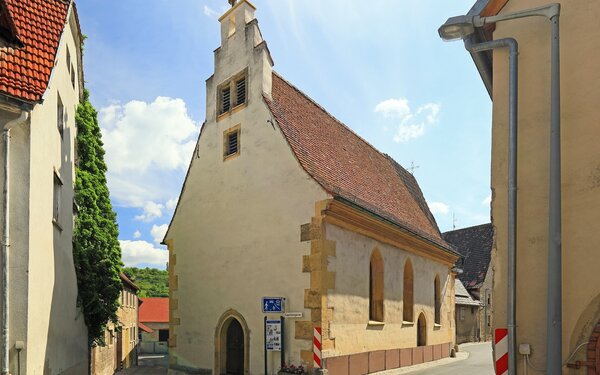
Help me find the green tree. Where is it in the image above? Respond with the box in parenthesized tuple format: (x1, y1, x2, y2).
(73, 89, 123, 346)
(123, 267, 169, 298)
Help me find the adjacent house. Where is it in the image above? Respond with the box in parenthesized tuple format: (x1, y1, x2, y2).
(91, 273, 140, 374)
(139, 297, 169, 354)
(443, 223, 494, 342)
(164, 2, 460, 374)
(449, 0, 600, 373)
(454, 279, 483, 344)
(0, 0, 88, 374)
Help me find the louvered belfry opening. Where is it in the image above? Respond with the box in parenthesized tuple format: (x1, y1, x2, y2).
(235, 77, 246, 106)
(221, 86, 231, 114)
(217, 69, 247, 117)
(227, 131, 238, 156)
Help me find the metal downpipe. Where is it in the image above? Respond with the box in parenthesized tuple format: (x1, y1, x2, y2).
(546, 11, 562, 375)
(2, 111, 28, 375)
(465, 37, 518, 375)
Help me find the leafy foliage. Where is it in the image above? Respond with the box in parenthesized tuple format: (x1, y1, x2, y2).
(123, 267, 169, 298)
(73, 89, 123, 346)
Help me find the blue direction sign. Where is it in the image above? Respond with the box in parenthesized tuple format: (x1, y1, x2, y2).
(262, 297, 285, 313)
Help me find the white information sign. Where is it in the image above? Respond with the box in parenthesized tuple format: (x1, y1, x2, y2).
(265, 319, 282, 351)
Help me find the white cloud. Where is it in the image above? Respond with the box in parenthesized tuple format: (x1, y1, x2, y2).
(482, 194, 492, 205)
(203, 5, 219, 17)
(99, 97, 198, 220)
(166, 198, 178, 211)
(374, 98, 410, 118)
(133, 230, 141, 239)
(120, 240, 168, 268)
(135, 201, 165, 222)
(374, 98, 441, 143)
(151, 224, 169, 244)
(428, 201, 450, 215)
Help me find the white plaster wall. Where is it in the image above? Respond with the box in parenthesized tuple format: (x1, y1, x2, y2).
(25, 13, 88, 375)
(325, 224, 455, 357)
(166, 5, 329, 374)
(0, 107, 31, 375)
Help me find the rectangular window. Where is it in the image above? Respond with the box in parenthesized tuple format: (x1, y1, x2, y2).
(217, 69, 247, 118)
(235, 77, 246, 106)
(223, 125, 240, 160)
(57, 95, 64, 137)
(158, 329, 169, 342)
(71, 64, 76, 89)
(459, 307, 465, 321)
(220, 86, 231, 114)
(53, 172, 62, 223)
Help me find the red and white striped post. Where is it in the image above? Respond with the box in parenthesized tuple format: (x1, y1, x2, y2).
(494, 328, 508, 375)
(313, 327, 322, 369)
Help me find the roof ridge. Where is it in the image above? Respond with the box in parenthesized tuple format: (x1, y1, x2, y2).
(442, 222, 492, 235)
(271, 71, 396, 167)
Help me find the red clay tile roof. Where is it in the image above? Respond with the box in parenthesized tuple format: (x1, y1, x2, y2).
(139, 298, 169, 323)
(139, 322, 154, 334)
(0, 0, 70, 102)
(265, 72, 448, 248)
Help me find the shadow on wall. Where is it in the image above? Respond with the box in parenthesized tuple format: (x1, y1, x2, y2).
(45, 125, 88, 374)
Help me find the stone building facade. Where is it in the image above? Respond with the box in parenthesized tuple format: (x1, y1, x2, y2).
(91, 273, 140, 375)
(164, 2, 459, 375)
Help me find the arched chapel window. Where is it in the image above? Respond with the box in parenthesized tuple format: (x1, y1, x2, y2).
(434, 274, 441, 325)
(403, 259, 414, 322)
(369, 250, 384, 322)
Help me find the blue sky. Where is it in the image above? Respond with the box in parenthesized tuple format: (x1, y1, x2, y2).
(76, 0, 492, 269)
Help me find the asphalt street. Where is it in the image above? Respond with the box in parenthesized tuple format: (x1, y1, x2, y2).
(407, 342, 495, 375)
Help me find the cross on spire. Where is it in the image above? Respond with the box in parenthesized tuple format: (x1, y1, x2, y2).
(408, 161, 420, 175)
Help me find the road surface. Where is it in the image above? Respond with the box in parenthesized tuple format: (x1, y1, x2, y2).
(408, 342, 494, 375)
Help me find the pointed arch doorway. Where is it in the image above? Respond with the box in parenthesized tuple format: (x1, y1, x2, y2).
(215, 309, 250, 375)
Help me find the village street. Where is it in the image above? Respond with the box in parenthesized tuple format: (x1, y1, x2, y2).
(117, 355, 168, 375)
(403, 342, 494, 375)
(116, 343, 494, 375)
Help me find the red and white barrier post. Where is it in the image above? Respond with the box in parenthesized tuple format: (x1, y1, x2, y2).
(313, 327, 322, 369)
(494, 328, 508, 375)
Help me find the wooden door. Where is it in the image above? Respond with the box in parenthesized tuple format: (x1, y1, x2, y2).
(226, 319, 244, 375)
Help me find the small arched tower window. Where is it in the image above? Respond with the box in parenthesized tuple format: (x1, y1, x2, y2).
(369, 249, 384, 322)
(434, 274, 441, 325)
(403, 259, 414, 322)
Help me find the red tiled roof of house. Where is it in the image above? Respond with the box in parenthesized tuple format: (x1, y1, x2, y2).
(0, 0, 70, 102)
(139, 322, 154, 334)
(139, 298, 169, 323)
(265, 72, 448, 248)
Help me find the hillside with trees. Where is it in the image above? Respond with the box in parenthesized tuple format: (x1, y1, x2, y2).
(123, 267, 169, 297)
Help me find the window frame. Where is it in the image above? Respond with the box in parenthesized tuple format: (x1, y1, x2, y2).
(52, 170, 63, 229)
(57, 94, 65, 138)
(223, 124, 241, 161)
(369, 249, 384, 323)
(403, 258, 414, 323)
(217, 69, 248, 119)
(434, 274, 441, 325)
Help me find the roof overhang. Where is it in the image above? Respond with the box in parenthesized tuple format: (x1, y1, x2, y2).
(322, 197, 460, 266)
(463, 0, 511, 99)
